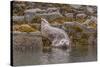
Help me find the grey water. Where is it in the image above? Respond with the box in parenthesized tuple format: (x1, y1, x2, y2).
(13, 44, 97, 66)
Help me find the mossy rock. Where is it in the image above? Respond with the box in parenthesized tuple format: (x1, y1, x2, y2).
(13, 21, 26, 25)
(78, 39, 88, 45)
(18, 24, 37, 32)
(81, 33, 89, 39)
(76, 18, 86, 23)
(49, 17, 69, 24)
(72, 26, 83, 32)
(31, 16, 41, 23)
(29, 23, 40, 31)
(13, 24, 21, 31)
(88, 23, 97, 29)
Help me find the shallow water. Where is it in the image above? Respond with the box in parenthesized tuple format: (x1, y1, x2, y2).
(13, 44, 97, 66)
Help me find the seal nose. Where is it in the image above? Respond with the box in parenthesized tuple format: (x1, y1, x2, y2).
(41, 18, 44, 21)
(41, 18, 46, 22)
(41, 18, 48, 23)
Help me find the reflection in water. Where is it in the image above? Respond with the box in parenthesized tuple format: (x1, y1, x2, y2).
(40, 48, 70, 64)
(69, 45, 97, 62)
(13, 45, 97, 66)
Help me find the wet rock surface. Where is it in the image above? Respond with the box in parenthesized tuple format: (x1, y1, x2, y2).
(13, 32, 42, 52)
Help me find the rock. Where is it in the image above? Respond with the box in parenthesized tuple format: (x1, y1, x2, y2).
(24, 8, 43, 22)
(76, 13, 87, 19)
(24, 8, 62, 23)
(16, 24, 37, 32)
(90, 16, 97, 24)
(83, 16, 97, 28)
(69, 5, 82, 9)
(24, 8, 42, 13)
(84, 16, 97, 24)
(13, 32, 42, 51)
(29, 23, 41, 31)
(65, 13, 74, 18)
(13, 31, 21, 34)
(12, 16, 25, 24)
(51, 23, 62, 29)
(86, 6, 95, 14)
(47, 7, 59, 13)
(63, 22, 97, 46)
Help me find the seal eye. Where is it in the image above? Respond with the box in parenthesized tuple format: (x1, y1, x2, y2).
(61, 41, 64, 43)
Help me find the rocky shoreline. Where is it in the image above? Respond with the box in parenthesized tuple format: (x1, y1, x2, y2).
(12, 1, 97, 51)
